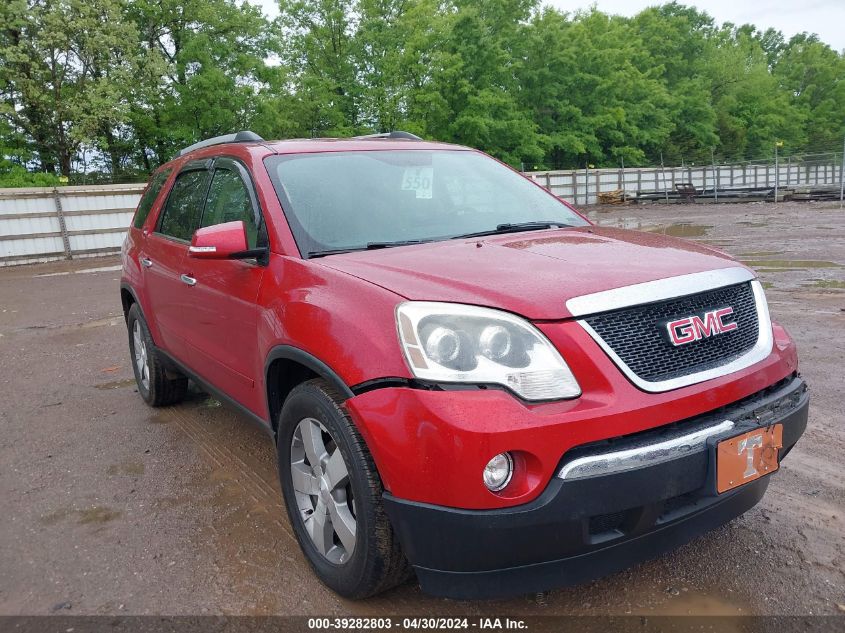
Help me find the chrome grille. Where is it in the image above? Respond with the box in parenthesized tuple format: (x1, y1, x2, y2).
(583, 282, 759, 383)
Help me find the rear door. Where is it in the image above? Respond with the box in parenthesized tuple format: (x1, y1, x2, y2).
(124, 166, 171, 325)
(143, 162, 210, 364)
(180, 157, 268, 413)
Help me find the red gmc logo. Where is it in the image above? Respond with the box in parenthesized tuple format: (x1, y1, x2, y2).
(666, 307, 738, 346)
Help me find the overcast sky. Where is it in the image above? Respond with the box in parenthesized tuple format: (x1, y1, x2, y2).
(253, 0, 845, 51)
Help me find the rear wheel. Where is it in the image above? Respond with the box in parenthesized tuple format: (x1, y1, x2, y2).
(127, 303, 187, 406)
(277, 379, 409, 598)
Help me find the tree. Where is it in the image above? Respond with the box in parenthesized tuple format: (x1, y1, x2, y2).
(355, 0, 438, 134)
(0, 119, 61, 186)
(520, 8, 673, 169)
(421, 0, 546, 166)
(631, 3, 719, 164)
(772, 34, 845, 152)
(706, 25, 805, 160)
(0, 0, 146, 176)
(274, 0, 361, 136)
(124, 0, 273, 166)
(2, 0, 843, 182)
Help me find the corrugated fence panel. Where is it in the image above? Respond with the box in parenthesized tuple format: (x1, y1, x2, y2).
(0, 193, 55, 216)
(65, 211, 135, 232)
(68, 232, 126, 253)
(1, 235, 65, 258)
(0, 183, 144, 266)
(0, 215, 60, 237)
(61, 191, 140, 213)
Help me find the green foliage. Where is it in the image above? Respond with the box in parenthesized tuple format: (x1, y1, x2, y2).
(631, 3, 718, 164)
(521, 8, 674, 168)
(0, 119, 60, 186)
(699, 26, 805, 160)
(0, 0, 146, 176)
(771, 34, 845, 151)
(1, 0, 843, 183)
(125, 0, 273, 165)
(0, 164, 61, 188)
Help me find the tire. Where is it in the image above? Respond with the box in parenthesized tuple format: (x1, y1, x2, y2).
(127, 303, 187, 407)
(277, 378, 410, 598)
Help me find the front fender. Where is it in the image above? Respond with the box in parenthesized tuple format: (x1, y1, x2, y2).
(256, 255, 412, 395)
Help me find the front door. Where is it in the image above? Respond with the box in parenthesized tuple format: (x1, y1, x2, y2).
(180, 158, 267, 414)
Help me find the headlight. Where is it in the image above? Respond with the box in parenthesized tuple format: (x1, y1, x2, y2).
(396, 302, 581, 401)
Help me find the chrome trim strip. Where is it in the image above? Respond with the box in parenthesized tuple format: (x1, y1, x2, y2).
(572, 274, 773, 392)
(566, 267, 755, 317)
(558, 420, 736, 480)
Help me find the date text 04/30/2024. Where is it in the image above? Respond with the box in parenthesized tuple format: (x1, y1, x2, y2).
(307, 618, 528, 630)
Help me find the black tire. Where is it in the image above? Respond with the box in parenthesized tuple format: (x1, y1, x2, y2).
(127, 303, 187, 407)
(277, 378, 410, 599)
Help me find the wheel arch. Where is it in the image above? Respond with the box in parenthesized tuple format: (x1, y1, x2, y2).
(120, 283, 140, 322)
(265, 345, 355, 435)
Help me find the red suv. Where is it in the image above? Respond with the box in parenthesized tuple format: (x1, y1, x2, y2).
(120, 131, 808, 599)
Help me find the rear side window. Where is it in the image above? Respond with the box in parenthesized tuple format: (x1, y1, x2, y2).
(133, 169, 171, 229)
(201, 168, 259, 248)
(157, 170, 209, 241)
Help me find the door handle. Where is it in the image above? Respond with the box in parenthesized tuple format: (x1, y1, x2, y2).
(180, 274, 197, 287)
(140, 257, 153, 268)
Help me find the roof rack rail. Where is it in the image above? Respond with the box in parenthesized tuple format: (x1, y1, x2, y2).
(353, 131, 422, 141)
(177, 131, 264, 157)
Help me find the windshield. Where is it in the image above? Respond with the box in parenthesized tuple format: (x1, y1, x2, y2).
(265, 149, 588, 256)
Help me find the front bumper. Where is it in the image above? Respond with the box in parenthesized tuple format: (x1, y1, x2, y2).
(383, 376, 808, 599)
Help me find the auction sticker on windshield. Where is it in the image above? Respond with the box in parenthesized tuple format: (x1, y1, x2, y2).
(402, 166, 433, 199)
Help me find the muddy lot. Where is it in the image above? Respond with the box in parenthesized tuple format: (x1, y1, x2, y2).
(0, 201, 843, 617)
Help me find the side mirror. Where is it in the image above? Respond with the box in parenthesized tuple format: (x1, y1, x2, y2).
(188, 221, 249, 259)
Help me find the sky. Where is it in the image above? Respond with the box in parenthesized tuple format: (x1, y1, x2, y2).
(253, 0, 845, 52)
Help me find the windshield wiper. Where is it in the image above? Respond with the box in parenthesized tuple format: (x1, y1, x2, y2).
(310, 224, 564, 258)
(307, 247, 365, 258)
(365, 239, 430, 249)
(308, 239, 430, 258)
(450, 221, 574, 240)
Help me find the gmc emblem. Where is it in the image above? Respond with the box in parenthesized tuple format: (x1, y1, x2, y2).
(666, 307, 738, 346)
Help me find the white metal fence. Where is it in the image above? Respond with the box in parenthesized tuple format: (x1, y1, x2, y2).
(0, 183, 143, 266)
(527, 157, 843, 205)
(1, 155, 843, 266)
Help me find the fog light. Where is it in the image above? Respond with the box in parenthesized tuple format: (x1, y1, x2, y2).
(483, 453, 513, 491)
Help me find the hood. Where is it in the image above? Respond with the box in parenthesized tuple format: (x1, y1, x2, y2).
(313, 227, 744, 320)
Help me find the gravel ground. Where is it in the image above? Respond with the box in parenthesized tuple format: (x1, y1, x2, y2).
(0, 200, 843, 617)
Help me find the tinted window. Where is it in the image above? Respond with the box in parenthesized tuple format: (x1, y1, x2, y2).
(265, 150, 587, 255)
(133, 169, 171, 229)
(201, 168, 258, 248)
(157, 170, 208, 241)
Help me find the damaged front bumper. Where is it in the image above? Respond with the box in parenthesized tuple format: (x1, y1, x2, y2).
(383, 376, 808, 599)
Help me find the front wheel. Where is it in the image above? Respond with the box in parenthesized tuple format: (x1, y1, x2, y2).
(277, 379, 409, 598)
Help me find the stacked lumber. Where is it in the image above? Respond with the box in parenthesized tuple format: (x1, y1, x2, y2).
(597, 189, 632, 204)
(636, 186, 775, 203)
(785, 185, 843, 201)
(633, 183, 844, 204)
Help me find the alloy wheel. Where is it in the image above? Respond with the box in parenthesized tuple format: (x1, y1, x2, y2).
(132, 320, 150, 390)
(290, 417, 357, 564)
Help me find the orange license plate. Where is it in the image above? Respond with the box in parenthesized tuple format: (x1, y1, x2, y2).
(716, 425, 783, 494)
